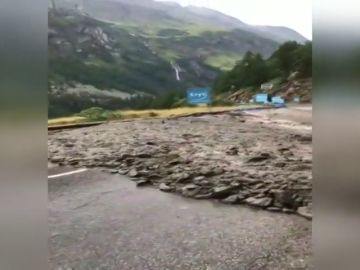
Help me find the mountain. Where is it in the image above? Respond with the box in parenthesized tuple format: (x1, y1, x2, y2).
(48, 0, 306, 117)
(54, 0, 307, 43)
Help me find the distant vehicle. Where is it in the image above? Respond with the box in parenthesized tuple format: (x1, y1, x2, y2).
(271, 96, 286, 108)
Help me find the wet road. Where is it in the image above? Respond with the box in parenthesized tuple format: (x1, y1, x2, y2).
(49, 168, 312, 270)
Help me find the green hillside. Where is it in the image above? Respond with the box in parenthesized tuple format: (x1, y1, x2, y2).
(48, 8, 280, 117)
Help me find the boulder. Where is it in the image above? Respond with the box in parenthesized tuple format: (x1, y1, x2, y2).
(159, 183, 173, 192)
(297, 206, 312, 220)
(270, 189, 296, 209)
(118, 169, 128, 175)
(212, 186, 238, 199)
(245, 197, 273, 208)
(128, 168, 139, 177)
(200, 167, 215, 176)
(181, 184, 200, 197)
(171, 172, 190, 183)
(136, 179, 151, 187)
(222, 194, 244, 204)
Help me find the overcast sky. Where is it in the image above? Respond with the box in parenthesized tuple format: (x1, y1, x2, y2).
(157, 0, 312, 39)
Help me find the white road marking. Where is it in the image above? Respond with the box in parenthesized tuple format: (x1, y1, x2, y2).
(48, 168, 88, 179)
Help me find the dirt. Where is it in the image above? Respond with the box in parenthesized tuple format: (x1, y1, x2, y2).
(48, 106, 312, 218)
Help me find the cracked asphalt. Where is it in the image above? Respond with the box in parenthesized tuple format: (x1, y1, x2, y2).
(49, 167, 312, 270)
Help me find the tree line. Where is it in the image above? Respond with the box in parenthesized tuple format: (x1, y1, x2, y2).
(213, 41, 312, 94)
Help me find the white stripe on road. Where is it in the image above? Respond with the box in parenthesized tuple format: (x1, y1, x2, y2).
(48, 168, 88, 179)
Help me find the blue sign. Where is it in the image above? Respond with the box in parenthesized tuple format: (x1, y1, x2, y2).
(187, 88, 211, 105)
(255, 94, 269, 103)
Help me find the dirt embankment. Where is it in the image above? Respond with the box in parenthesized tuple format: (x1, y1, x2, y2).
(48, 109, 312, 219)
(227, 78, 312, 104)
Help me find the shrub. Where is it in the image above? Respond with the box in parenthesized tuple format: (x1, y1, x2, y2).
(76, 107, 115, 121)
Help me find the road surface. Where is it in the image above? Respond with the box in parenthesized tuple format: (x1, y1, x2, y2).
(49, 166, 312, 270)
(245, 104, 312, 126)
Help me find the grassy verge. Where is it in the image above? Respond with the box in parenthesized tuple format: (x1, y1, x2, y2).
(48, 116, 87, 126)
(48, 105, 261, 127)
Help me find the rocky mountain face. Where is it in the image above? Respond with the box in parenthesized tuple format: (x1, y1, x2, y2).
(226, 78, 312, 104)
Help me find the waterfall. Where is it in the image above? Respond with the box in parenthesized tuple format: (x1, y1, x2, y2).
(171, 61, 181, 81)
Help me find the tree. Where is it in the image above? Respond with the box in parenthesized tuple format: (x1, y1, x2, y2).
(214, 52, 270, 93)
(269, 41, 301, 78)
(213, 41, 312, 94)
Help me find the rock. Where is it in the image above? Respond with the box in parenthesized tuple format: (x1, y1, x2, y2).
(297, 206, 312, 220)
(252, 183, 265, 190)
(270, 189, 296, 209)
(245, 197, 273, 208)
(194, 193, 213, 200)
(289, 164, 312, 171)
(147, 174, 162, 180)
(194, 176, 205, 181)
(213, 167, 224, 175)
(50, 156, 65, 163)
(136, 153, 152, 158)
(165, 154, 180, 162)
(238, 177, 261, 185)
(282, 208, 295, 214)
(226, 146, 238, 155)
(118, 169, 128, 175)
(159, 183, 173, 192)
(110, 169, 118, 174)
(267, 207, 282, 212)
(274, 162, 286, 168)
(128, 168, 139, 177)
(168, 158, 182, 165)
(146, 141, 157, 146)
(181, 184, 200, 197)
(68, 158, 79, 165)
(246, 153, 271, 163)
(292, 134, 312, 143)
(171, 172, 190, 183)
(182, 184, 198, 190)
(136, 179, 151, 187)
(104, 161, 119, 168)
(212, 186, 238, 199)
(200, 167, 215, 176)
(222, 194, 244, 204)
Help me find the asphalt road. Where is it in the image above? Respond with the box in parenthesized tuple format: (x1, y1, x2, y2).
(49, 167, 312, 270)
(245, 104, 312, 126)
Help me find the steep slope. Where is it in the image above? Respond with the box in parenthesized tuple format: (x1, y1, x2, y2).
(48, 9, 223, 116)
(55, 0, 307, 43)
(49, 6, 280, 117)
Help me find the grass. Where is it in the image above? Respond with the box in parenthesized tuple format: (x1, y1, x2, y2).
(115, 106, 237, 119)
(205, 54, 243, 71)
(48, 116, 87, 127)
(161, 50, 181, 61)
(48, 104, 261, 127)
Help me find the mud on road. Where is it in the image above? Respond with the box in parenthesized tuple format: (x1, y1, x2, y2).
(48, 106, 312, 218)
